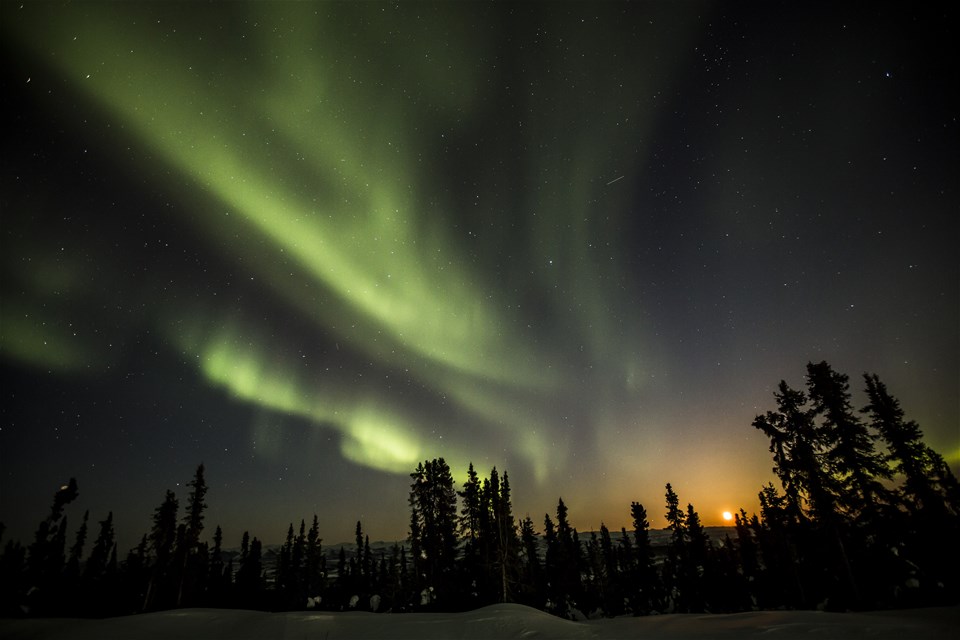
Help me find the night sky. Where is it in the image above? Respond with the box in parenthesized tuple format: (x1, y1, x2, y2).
(2, 2, 957, 549)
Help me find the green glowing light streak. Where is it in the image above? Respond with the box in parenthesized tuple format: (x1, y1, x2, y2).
(1, 3, 675, 482)
(15, 6, 555, 392)
(193, 325, 474, 474)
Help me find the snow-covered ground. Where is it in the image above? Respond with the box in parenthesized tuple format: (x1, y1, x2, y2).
(1, 603, 956, 639)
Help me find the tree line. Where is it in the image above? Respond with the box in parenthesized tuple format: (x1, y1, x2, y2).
(1, 361, 957, 618)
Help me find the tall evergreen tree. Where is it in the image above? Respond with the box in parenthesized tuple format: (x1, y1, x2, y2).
(144, 490, 178, 611)
(543, 498, 581, 618)
(177, 463, 208, 607)
(753, 381, 837, 524)
(278, 523, 294, 599)
(208, 525, 227, 606)
(84, 512, 115, 580)
(662, 484, 687, 611)
(183, 464, 208, 545)
(597, 523, 622, 616)
(65, 510, 89, 579)
(807, 362, 890, 520)
(123, 535, 150, 614)
(457, 463, 484, 604)
(542, 512, 562, 616)
(684, 504, 711, 612)
(733, 510, 760, 605)
(518, 516, 543, 606)
(305, 515, 324, 599)
(582, 530, 603, 616)
(292, 519, 306, 601)
(458, 463, 483, 542)
(754, 483, 806, 608)
(863, 373, 959, 516)
(354, 521, 364, 580)
(332, 546, 348, 607)
(26, 478, 78, 612)
(491, 470, 520, 603)
(349, 520, 368, 603)
(629, 501, 659, 614)
(363, 535, 372, 585)
(235, 532, 263, 607)
(616, 527, 636, 613)
(862, 372, 960, 603)
(408, 458, 458, 607)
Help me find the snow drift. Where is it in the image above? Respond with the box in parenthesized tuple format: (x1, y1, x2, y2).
(1, 603, 957, 640)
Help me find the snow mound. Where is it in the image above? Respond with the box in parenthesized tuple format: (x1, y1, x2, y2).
(0, 604, 956, 640)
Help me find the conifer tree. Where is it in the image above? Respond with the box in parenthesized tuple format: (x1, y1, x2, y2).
(684, 504, 710, 612)
(399, 544, 410, 605)
(663, 484, 688, 612)
(48, 514, 68, 580)
(753, 382, 836, 524)
(407, 506, 421, 592)
(616, 527, 636, 613)
(333, 546, 348, 606)
(754, 484, 806, 608)
(733, 511, 759, 599)
(807, 362, 890, 521)
(84, 512, 115, 580)
(664, 485, 686, 546)
(754, 367, 869, 607)
(458, 463, 483, 542)
(65, 510, 89, 579)
(0, 538, 26, 616)
(305, 515, 323, 599)
(478, 470, 496, 595)
(292, 519, 306, 601)
(598, 523, 622, 616)
(183, 464, 207, 546)
(123, 534, 150, 614)
(238, 531, 249, 568)
(363, 535, 372, 585)
(457, 463, 484, 603)
(26, 478, 78, 612)
(862, 372, 960, 602)
(248, 537, 263, 596)
(518, 516, 543, 606)
(144, 490, 178, 611)
(543, 498, 581, 618)
(235, 532, 263, 607)
(629, 501, 659, 614)
(354, 521, 364, 579)
(492, 470, 520, 603)
(177, 463, 208, 607)
(382, 542, 403, 610)
(107, 543, 118, 576)
(583, 530, 603, 616)
(349, 521, 368, 602)
(408, 458, 458, 606)
(863, 373, 958, 516)
(278, 523, 294, 598)
(209, 525, 226, 606)
(542, 512, 562, 615)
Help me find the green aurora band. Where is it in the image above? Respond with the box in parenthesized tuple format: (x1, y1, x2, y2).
(2, 4, 691, 480)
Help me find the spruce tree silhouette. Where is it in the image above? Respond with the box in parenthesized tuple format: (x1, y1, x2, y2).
(143, 490, 178, 611)
(629, 501, 660, 614)
(177, 463, 208, 607)
(408, 458, 458, 608)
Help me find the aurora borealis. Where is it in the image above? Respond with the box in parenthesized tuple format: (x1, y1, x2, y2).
(2, 2, 957, 547)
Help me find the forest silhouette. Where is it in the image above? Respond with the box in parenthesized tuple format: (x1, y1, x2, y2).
(1, 361, 957, 618)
